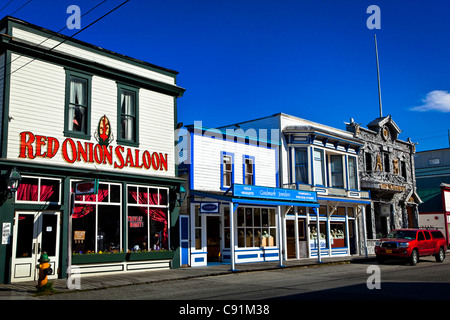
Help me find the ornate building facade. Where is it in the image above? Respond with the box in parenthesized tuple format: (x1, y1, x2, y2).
(346, 115, 422, 253)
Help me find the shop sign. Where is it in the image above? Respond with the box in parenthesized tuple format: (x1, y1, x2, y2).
(18, 131, 168, 171)
(233, 184, 317, 203)
(200, 202, 219, 213)
(2, 223, 11, 245)
(75, 180, 98, 195)
(128, 216, 144, 228)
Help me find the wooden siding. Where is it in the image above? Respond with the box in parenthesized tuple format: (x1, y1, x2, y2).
(6, 53, 176, 177)
(192, 133, 277, 192)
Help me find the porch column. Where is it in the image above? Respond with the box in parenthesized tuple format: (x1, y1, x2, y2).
(277, 205, 284, 267)
(314, 207, 322, 263)
(229, 202, 237, 271)
(361, 205, 368, 258)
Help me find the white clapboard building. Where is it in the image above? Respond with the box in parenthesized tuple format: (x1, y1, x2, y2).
(178, 123, 318, 269)
(218, 113, 372, 260)
(0, 17, 185, 283)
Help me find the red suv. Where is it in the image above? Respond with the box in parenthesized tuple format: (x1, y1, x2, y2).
(375, 229, 447, 265)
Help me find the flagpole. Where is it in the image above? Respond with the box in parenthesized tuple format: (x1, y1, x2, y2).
(374, 34, 383, 118)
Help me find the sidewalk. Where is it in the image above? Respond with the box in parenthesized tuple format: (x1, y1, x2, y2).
(0, 255, 376, 299)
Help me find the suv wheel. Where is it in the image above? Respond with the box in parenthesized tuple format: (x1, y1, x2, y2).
(410, 249, 418, 266)
(435, 247, 445, 262)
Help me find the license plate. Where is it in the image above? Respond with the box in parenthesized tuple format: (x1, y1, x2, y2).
(386, 249, 392, 254)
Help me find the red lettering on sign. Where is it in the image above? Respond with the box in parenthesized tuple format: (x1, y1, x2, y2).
(19, 131, 36, 159)
(62, 138, 77, 163)
(17, 131, 169, 172)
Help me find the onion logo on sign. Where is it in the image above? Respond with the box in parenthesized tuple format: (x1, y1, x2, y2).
(94, 115, 114, 147)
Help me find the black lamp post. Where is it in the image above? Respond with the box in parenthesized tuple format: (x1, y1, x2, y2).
(6, 167, 22, 198)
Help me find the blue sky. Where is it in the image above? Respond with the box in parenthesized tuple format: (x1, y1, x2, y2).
(6, 0, 450, 151)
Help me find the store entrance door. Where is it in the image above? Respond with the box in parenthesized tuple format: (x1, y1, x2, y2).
(286, 220, 296, 259)
(11, 211, 60, 283)
(207, 216, 221, 262)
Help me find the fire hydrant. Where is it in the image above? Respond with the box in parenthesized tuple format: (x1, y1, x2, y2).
(36, 252, 52, 288)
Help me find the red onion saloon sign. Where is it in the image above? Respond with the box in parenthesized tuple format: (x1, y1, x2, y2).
(18, 131, 169, 171)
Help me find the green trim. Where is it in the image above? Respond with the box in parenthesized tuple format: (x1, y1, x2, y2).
(116, 82, 139, 147)
(0, 160, 185, 187)
(64, 68, 92, 140)
(1, 51, 11, 158)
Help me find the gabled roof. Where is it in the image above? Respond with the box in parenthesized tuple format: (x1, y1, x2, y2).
(367, 115, 401, 134)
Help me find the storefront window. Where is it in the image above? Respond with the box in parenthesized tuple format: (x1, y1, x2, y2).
(127, 185, 169, 251)
(309, 221, 328, 249)
(72, 182, 122, 254)
(330, 223, 346, 248)
(194, 206, 202, 250)
(237, 207, 276, 248)
(16, 176, 61, 204)
(223, 207, 230, 248)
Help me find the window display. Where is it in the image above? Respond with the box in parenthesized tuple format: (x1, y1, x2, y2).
(127, 185, 169, 251)
(237, 207, 276, 248)
(72, 181, 122, 254)
(330, 223, 346, 248)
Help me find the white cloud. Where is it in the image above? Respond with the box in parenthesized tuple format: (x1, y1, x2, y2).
(411, 90, 450, 112)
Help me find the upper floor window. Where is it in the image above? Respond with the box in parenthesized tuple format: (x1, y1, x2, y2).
(348, 156, 358, 190)
(64, 69, 92, 139)
(221, 152, 234, 189)
(330, 155, 344, 188)
(244, 156, 255, 185)
(295, 148, 308, 184)
(117, 83, 139, 146)
(313, 148, 325, 186)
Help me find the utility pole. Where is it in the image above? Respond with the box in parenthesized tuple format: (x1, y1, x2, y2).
(374, 34, 383, 118)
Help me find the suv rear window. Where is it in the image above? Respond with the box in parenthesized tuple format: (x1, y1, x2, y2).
(431, 231, 445, 239)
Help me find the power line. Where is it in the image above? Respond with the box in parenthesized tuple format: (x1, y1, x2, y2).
(6, 0, 130, 78)
(0, 0, 15, 14)
(3, 0, 108, 73)
(10, 0, 32, 15)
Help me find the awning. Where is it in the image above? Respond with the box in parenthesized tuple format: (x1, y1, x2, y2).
(191, 186, 319, 208)
(318, 196, 371, 205)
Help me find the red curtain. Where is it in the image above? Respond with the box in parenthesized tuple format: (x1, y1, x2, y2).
(72, 189, 108, 219)
(17, 183, 54, 202)
(129, 190, 168, 248)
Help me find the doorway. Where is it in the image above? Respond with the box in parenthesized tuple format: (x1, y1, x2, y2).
(206, 216, 221, 262)
(11, 211, 60, 283)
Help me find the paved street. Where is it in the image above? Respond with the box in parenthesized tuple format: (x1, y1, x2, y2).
(39, 256, 450, 301)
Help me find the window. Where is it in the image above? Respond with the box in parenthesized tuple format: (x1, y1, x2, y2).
(384, 153, 390, 172)
(72, 182, 122, 254)
(330, 223, 346, 248)
(117, 84, 139, 146)
(237, 207, 276, 248)
(401, 161, 407, 179)
(313, 148, 325, 186)
(295, 148, 308, 184)
(65, 70, 91, 138)
(244, 156, 255, 185)
(330, 155, 344, 188)
(348, 156, 358, 190)
(16, 176, 61, 204)
(221, 152, 234, 189)
(127, 185, 169, 251)
(365, 152, 372, 171)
